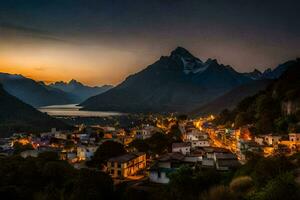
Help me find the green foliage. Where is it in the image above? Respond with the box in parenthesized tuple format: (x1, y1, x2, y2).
(67, 169, 114, 200)
(89, 141, 126, 167)
(164, 166, 224, 200)
(130, 132, 173, 156)
(235, 112, 251, 128)
(229, 176, 254, 197)
(129, 139, 150, 153)
(13, 142, 34, 154)
(251, 156, 294, 187)
(200, 185, 238, 200)
(214, 61, 300, 135)
(0, 155, 114, 200)
(168, 124, 183, 142)
(147, 132, 171, 155)
(249, 173, 300, 200)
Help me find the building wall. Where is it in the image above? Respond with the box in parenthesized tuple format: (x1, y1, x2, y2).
(172, 147, 190, 155)
(191, 140, 210, 148)
(107, 154, 146, 179)
(150, 171, 170, 184)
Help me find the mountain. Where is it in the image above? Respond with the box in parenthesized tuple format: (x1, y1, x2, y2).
(81, 47, 253, 113)
(191, 79, 272, 116)
(261, 60, 297, 79)
(0, 84, 71, 138)
(243, 69, 263, 80)
(191, 59, 298, 116)
(242, 60, 298, 80)
(49, 79, 113, 103)
(213, 59, 300, 134)
(0, 73, 75, 107)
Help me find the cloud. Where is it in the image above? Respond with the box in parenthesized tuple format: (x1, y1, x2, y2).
(0, 22, 70, 43)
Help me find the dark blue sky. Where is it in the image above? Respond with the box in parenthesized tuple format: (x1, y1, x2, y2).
(0, 0, 299, 85)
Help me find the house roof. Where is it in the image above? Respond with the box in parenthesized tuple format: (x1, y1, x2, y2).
(215, 153, 237, 160)
(158, 152, 185, 162)
(172, 142, 190, 148)
(203, 147, 230, 153)
(108, 152, 145, 163)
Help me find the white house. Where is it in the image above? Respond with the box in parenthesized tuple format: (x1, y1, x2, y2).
(264, 134, 282, 145)
(77, 145, 98, 161)
(135, 129, 152, 140)
(254, 136, 265, 145)
(54, 132, 68, 140)
(149, 167, 175, 184)
(150, 152, 185, 184)
(135, 125, 160, 140)
(191, 140, 210, 148)
(289, 133, 300, 142)
(172, 142, 191, 155)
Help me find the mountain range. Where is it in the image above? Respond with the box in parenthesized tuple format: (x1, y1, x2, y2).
(0, 84, 71, 137)
(0, 73, 112, 107)
(49, 80, 113, 103)
(81, 47, 295, 113)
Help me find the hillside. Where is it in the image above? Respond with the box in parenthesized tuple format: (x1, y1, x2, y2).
(214, 59, 300, 135)
(0, 73, 75, 107)
(81, 47, 252, 113)
(0, 84, 71, 137)
(191, 80, 272, 115)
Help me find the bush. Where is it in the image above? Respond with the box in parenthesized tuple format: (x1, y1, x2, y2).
(200, 185, 237, 200)
(230, 176, 254, 195)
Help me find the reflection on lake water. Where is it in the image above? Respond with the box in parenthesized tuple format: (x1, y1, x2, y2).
(38, 104, 124, 117)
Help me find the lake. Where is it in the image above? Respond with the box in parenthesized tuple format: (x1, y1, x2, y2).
(38, 104, 124, 117)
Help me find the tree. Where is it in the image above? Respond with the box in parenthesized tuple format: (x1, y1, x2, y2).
(13, 141, 34, 154)
(67, 169, 114, 200)
(90, 141, 126, 166)
(129, 139, 150, 153)
(147, 132, 170, 155)
(168, 124, 183, 142)
(251, 173, 300, 200)
(234, 112, 250, 128)
(229, 176, 254, 198)
(200, 185, 237, 200)
(251, 156, 294, 187)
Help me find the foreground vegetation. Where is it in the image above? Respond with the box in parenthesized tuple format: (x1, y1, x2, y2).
(1, 151, 299, 200)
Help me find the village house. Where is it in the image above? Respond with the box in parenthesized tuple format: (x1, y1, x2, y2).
(254, 134, 282, 146)
(149, 152, 185, 184)
(190, 139, 210, 148)
(54, 132, 69, 140)
(172, 142, 191, 155)
(201, 147, 240, 170)
(107, 152, 146, 179)
(289, 133, 300, 142)
(77, 145, 98, 161)
(264, 134, 282, 145)
(135, 125, 160, 140)
(214, 153, 240, 171)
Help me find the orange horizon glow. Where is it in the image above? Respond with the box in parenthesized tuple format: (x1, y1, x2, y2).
(0, 40, 156, 86)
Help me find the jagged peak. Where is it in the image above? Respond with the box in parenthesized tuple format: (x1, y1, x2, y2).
(253, 68, 262, 74)
(170, 46, 195, 59)
(205, 58, 218, 65)
(68, 79, 84, 86)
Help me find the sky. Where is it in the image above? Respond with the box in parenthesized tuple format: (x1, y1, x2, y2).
(0, 0, 299, 86)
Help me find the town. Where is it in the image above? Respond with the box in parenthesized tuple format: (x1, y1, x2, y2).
(1, 114, 299, 186)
